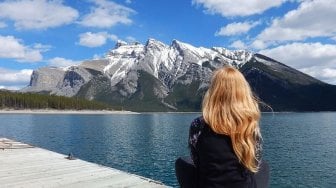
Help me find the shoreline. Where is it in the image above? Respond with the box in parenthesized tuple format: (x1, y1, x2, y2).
(0, 109, 334, 115)
(0, 109, 139, 114)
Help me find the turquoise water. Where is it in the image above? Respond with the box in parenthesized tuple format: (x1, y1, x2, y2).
(0, 112, 335, 187)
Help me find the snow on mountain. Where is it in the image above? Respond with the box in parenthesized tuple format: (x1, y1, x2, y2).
(103, 38, 253, 89)
(23, 39, 253, 98)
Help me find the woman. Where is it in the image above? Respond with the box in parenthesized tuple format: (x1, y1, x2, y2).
(176, 66, 269, 188)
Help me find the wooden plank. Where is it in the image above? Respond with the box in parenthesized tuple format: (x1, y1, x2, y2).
(0, 162, 98, 179)
(0, 138, 33, 149)
(0, 138, 168, 188)
(22, 171, 129, 188)
(1, 166, 108, 184)
(64, 172, 166, 188)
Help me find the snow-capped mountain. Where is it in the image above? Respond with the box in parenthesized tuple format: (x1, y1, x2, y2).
(22, 39, 336, 111)
(102, 38, 252, 93)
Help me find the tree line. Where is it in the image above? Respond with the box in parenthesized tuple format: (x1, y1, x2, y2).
(0, 90, 112, 110)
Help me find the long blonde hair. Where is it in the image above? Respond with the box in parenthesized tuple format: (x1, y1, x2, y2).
(202, 66, 261, 173)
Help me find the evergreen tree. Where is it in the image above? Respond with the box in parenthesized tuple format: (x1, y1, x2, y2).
(0, 90, 113, 110)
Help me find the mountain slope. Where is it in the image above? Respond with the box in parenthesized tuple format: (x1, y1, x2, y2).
(22, 39, 336, 112)
(241, 54, 336, 111)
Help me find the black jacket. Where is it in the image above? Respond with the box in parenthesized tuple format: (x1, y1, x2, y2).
(189, 117, 257, 188)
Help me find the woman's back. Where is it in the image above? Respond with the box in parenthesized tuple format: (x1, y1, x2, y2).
(190, 117, 256, 188)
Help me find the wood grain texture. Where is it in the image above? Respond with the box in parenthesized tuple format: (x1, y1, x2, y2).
(0, 138, 168, 188)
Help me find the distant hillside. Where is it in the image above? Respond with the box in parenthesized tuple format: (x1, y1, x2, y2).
(0, 90, 113, 110)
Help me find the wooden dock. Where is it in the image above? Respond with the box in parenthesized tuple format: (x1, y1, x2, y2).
(0, 138, 168, 188)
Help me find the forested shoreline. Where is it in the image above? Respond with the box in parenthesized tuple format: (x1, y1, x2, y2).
(0, 90, 112, 110)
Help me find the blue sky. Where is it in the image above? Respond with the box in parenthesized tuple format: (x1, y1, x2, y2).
(0, 0, 336, 90)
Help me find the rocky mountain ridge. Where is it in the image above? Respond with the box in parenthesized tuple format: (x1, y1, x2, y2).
(22, 39, 336, 111)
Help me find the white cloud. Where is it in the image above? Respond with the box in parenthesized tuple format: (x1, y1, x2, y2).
(229, 40, 247, 49)
(125, 0, 132, 4)
(126, 36, 136, 42)
(48, 57, 82, 67)
(0, 85, 24, 90)
(0, 68, 33, 89)
(80, 0, 135, 28)
(33, 43, 52, 52)
(0, 35, 44, 62)
(259, 42, 336, 84)
(109, 34, 119, 41)
(0, 21, 7, 28)
(93, 54, 104, 60)
(259, 42, 336, 69)
(192, 0, 285, 17)
(250, 39, 269, 50)
(300, 67, 336, 85)
(0, 0, 78, 30)
(257, 0, 336, 44)
(216, 21, 259, 36)
(78, 32, 118, 47)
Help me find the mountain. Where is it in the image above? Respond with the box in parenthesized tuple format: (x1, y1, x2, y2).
(22, 39, 336, 112)
(241, 54, 336, 111)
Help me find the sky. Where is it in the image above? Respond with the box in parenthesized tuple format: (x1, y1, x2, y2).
(0, 0, 336, 90)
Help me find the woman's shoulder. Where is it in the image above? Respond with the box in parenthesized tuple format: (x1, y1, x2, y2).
(189, 116, 206, 148)
(191, 116, 204, 124)
(190, 116, 206, 130)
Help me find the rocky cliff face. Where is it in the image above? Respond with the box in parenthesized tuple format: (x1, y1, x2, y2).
(28, 67, 64, 91)
(22, 39, 336, 111)
(23, 60, 108, 97)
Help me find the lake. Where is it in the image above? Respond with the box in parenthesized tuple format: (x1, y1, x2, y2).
(0, 112, 335, 187)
